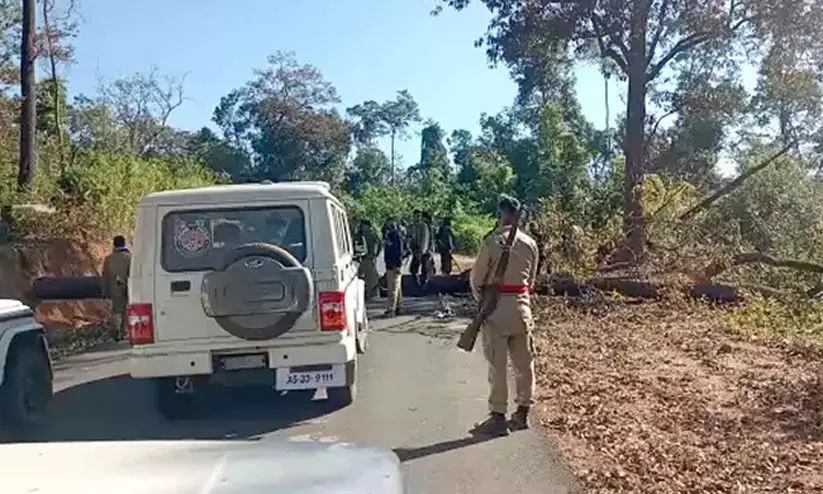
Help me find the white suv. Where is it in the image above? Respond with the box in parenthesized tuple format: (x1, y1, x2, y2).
(127, 181, 368, 419)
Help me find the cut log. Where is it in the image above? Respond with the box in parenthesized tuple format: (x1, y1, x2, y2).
(33, 276, 104, 301)
(379, 274, 470, 298)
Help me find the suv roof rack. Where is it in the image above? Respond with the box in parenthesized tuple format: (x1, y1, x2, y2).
(259, 180, 330, 190)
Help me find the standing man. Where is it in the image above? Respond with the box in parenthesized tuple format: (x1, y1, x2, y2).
(383, 219, 405, 317)
(356, 219, 381, 300)
(419, 211, 435, 285)
(102, 235, 131, 342)
(436, 216, 455, 275)
(528, 221, 550, 276)
(408, 210, 424, 279)
(0, 205, 12, 243)
(469, 195, 538, 437)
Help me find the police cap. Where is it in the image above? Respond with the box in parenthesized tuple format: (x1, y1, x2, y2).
(498, 194, 521, 216)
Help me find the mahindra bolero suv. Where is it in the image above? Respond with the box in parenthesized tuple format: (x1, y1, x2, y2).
(127, 181, 369, 419)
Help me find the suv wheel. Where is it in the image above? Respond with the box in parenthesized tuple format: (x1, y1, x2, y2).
(326, 384, 356, 408)
(154, 378, 198, 421)
(319, 360, 356, 409)
(356, 317, 370, 355)
(1, 341, 52, 432)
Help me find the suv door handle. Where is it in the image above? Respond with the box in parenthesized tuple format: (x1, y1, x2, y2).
(170, 280, 191, 292)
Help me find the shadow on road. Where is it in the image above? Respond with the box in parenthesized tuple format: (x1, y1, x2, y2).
(393, 434, 496, 462)
(10, 375, 338, 444)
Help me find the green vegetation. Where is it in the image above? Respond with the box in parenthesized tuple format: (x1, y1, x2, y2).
(3, 2, 823, 490)
(2, 0, 823, 294)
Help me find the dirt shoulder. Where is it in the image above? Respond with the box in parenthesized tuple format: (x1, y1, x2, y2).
(532, 296, 823, 493)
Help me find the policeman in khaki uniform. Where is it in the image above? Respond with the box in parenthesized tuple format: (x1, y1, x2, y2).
(469, 195, 538, 436)
(356, 219, 382, 300)
(102, 235, 131, 341)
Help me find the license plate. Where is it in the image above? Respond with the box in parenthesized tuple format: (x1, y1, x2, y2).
(220, 354, 267, 371)
(275, 365, 345, 390)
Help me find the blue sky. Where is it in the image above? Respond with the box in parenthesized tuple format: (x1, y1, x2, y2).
(65, 0, 622, 168)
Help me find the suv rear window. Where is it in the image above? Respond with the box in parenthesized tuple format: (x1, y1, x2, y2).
(161, 206, 306, 272)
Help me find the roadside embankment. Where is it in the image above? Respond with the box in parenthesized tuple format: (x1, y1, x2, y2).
(0, 239, 110, 333)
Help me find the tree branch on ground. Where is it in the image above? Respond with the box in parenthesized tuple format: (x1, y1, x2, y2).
(679, 141, 797, 222)
(696, 252, 823, 283)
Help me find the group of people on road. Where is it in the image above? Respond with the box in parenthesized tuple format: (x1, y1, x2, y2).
(354, 210, 456, 317)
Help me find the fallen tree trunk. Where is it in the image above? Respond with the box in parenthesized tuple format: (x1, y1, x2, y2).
(385, 273, 745, 303)
(34, 272, 750, 306)
(542, 275, 741, 302)
(33, 276, 104, 301)
(699, 252, 823, 281)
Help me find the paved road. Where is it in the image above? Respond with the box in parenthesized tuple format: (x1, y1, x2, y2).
(17, 298, 580, 494)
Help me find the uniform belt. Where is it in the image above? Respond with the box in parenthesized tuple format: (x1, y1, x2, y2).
(498, 284, 530, 294)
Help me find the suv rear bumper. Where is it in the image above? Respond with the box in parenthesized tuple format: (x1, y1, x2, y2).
(129, 336, 356, 379)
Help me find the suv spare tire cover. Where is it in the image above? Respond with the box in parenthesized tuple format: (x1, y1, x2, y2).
(201, 243, 313, 341)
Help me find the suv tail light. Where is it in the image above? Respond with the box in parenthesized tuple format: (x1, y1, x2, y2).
(128, 303, 154, 345)
(318, 291, 346, 331)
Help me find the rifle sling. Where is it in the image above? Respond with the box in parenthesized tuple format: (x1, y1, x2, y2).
(479, 219, 520, 313)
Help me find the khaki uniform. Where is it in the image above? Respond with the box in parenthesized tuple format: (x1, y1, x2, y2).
(357, 226, 382, 300)
(385, 268, 403, 312)
(102, 248, 131, 339)
(470, 226, 538, 414)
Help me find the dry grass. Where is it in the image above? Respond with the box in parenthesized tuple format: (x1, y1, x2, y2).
(532, 295, 823, 493)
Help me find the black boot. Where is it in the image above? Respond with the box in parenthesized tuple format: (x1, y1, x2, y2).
(509, 406, 530, 431)
(470, 412, 509, 437)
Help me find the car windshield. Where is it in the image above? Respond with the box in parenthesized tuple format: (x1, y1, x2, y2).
(161, 206, 306, 272)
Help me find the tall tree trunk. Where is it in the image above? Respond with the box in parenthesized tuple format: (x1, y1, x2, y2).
(42, 0, 65, 172)
(390, 128, 396, 185)
(604, 71, 610, 139)
(17, 0, 36, 192)
(621, 2, 650, 263)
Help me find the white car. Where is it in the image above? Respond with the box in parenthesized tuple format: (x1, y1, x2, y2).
(127, 181, 369, 419)
(0, 299, 53, 434)
(2, 438, 406, 493)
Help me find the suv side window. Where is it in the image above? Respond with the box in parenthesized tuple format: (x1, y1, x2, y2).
(341, 212, 353, 256)
(332, 207, 347, 258)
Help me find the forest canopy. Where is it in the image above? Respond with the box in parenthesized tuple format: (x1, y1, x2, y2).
(2, 0, 823, 296)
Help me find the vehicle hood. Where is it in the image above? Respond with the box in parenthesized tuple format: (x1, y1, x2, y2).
(1, 438, 405, 494)
(0, 298, 32, 319)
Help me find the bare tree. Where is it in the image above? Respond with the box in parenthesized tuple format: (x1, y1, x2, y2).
(95, 67, 187, 155)
(17, 0, 35, 191)
(40, 0, 79, 170)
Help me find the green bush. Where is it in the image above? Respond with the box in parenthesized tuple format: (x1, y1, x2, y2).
(343, 185, 496, 255)
(14, 150, 217, 238)
(451, 207, 496, 254)
(342, 185, 420, 228)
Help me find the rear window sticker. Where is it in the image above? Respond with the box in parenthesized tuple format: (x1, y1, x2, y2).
(174, 218, 212, 258)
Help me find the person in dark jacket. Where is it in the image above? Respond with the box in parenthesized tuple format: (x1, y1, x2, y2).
(0, 205, 12, 243)
(383, 218, 405, 317)
(436, 216, 456, 274)
(414, 211, 434, 285)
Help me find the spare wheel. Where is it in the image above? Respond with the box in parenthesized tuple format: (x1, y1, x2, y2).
(201, 243, 313, 340)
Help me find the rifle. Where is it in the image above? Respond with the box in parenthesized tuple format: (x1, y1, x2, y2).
(456, 215, 520, 352)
